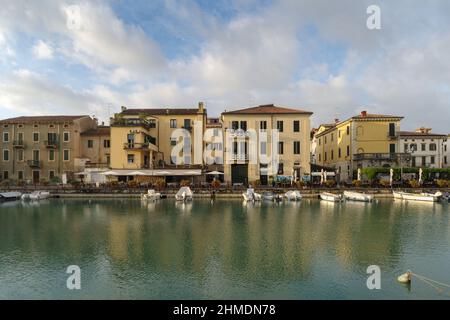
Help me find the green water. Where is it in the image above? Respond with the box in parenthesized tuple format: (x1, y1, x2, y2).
(0, 198, 449, 299)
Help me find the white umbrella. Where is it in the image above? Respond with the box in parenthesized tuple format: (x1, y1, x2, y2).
(206, 171, 224, 175)
(357, 168, 361, 181)
(389, 168, 394, 186)
(419, 168, 423, 185)
(100, 170, 119, 176)
(154, 171, 170, 175)
(185, 171, 200, 175)
(320, 169, 324, 185)
(130, 171, 146, 176)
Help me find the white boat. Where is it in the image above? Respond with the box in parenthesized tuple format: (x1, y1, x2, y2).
(242, 188, 261, 202)
(320, 192, 343, 202)
(344, 191, 374, 202)
(0, 192, 22, 202)
(285, 190, 302, 201)
(175, 187, 193, 201)
(141, 189, 161, 201)
(393, 191, 442, 202)
(22, 191, 51, 201)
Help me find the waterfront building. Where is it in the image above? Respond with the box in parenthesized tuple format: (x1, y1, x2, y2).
(0, 115, 98, 183)
(109, 103, 207, 182)
(399, 128, 447, 168)
(445, 135, 450, 168)
(221, 104, 312, 185)
(314, 111, 406, 182)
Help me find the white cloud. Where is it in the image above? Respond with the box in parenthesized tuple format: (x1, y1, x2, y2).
(32, 40, 53, 59)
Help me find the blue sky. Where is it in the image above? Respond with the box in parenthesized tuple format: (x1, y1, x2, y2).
(0, 0, 449, 132)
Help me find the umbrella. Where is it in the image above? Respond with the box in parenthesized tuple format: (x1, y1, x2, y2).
(206, 171, 224, 175)
(154, 171, 170, 175)
(100, 171, 120, 176)
(320, 169, 324, 185)
(185, 171, 200, 175)
(130, 171, 146, 176)
(389, 168, 394, 186)
(357, 168, 361, 181)
(419, 168, 423, 185)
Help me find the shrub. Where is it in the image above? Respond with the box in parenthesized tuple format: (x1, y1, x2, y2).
(325, 180, 336, 188)
(408, 179, 420, 188)
(40, 178, 49, 186)
(180, 180, 191, 187)
(352, 180, 362, 187)
(436, 179, 449, 188)
(211, 180, 221, 188)
(296, 180, 306, 188)
(50, 176, 62, 185)
(154, 178, 166, 190)
(379, 180, 391, 188)
(0, 180, 10, 187)
(127, 180, 138, 188)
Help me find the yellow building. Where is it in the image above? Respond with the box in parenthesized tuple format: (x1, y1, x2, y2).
(315, 111, 405, 181)
(109, 103, 207, 181)
(221, 104, 312, 185)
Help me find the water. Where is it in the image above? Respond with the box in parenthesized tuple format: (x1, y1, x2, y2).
(0, 198, 449, 300)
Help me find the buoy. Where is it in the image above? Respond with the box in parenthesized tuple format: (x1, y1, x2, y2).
(397, 271, 412, 284)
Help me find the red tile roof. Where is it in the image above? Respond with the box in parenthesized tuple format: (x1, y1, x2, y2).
(120, 108, 202, 116)
(222, 104, 313, 115)
(81, 126, 111, 136)
(0, 115, 90, 124)
(352, 113, 403, 120)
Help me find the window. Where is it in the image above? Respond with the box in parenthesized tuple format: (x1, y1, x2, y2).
(389, 123, 396, 137)
(240, 121, 247, 131)
(231, 121, 239, 130)
(3, 124, 8, 128)
(49, 124, 55, 128)
(127, 154, 134, 164)
(63, 149, 70, 161)
(33, 124, 39, 128)
(103, 140, 110, 148)
(346, 126, 350, 135)
(324, 152, 327, 161)
(293, 121, 300, 132)
(63, 132, 70, 142)
(410, 144, 417, 151)
(49, 171, 55, 180)
(278, 141, 284, 155)
(331, 133, 334, 142)
(421, 143, 426, 151)
(170, 119, 177, 128)
(106, 155, 110, 164)
(338, 148, 342, 158)
(87, 140, 94, 148)
(347, 145, 350, 157)
(33, 132, 39, 142)
(318, 138, 321, 146)
(18, 171, 24, 180)
(422, 156, 426, 165)
(17, 149, 24, 162)
(429, 143, 437, 151)
(48, 132, 57, 143)
(260, 121, 267, 130)
(17, 132, 24, 143)
(430, 156, 435, 164)
(338, 130, 341, 138)
(260, 141, 267, 155)
(319, 154, 322, 162)
(3, 171, 8, 180)
(277, 163, 284, 175)
(170, 137, 177, 146)
(276, 121, 283, 132)
(389, 144, 396, 154)
(33, 150, 40, 161)
(183, 119, 191, 129)
(324, 136, 327, 144)
(331, 150, 334, 160)
(48, 149, 55, 161)
(293, 141, 300, 154)
(404, 144, 408, 152)
(444, 156, 447, 165)
(3, 132, 9, 142)
(3, 149, 9, 161)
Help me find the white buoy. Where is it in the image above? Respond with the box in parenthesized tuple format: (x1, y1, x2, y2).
(397, 271, 412, 284)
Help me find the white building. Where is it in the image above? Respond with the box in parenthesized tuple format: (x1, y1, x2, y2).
(399, 128, 447, 168)
(444, 134, 450, 168)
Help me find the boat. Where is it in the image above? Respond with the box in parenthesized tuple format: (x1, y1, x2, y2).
(320, 192, 343, 202)
(0, 192, 22, 202)
(393, 191, 442, 202)
(343, 191, 374, 202)
(175, 187, 193, 201)
(141, 189, 161, 201)
(262, 192, 283, 202)
(242, 187, 261, 202)
(21, 191, 51, 201)
(285, 190, 302, 201)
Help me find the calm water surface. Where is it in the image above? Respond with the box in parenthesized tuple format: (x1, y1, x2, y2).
(0, 198, 449, 299)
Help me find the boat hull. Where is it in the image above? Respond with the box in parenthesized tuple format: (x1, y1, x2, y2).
(393, 191, 439, 202)
(320, 193, 342, 202)
(344, 191, 373, 202)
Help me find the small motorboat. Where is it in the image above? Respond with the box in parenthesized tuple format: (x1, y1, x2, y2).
(285, 190, 302, 201)
(22, 191, 51, 201)
(320, 192, 343, 202)
(262, 192, 283, 202)
(343, 191, 374, 202)
(141, 189, 161, 201)
(0, 192, 22, 202)
(393, 191, 442, 202)
(175, 187, 193, 201)
(242, 187, 261, 202)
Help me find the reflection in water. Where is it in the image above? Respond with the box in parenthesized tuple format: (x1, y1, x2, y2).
(0, 199, 449, 299)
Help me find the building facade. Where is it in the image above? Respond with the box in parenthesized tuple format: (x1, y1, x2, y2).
(0, 115, 98, 183)
(445, 135, 450, 168)
(315, 111, 406, 182)
(221, 104, 312, 185)
(399, 128, 447, 168)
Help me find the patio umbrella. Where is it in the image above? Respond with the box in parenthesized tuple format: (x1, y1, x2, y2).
(389, 168, 394, 186)
(100, 170, 119, 175)
(154, 171, 170, 176)
(357, 168, 361, 181)
(419, 168, 423, 185)
(206, 171, 224, 175)
(185, 171, 200, 175)
(130, 171, 146, 176)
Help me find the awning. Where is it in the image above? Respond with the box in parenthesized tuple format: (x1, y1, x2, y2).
(206, 171, 224, 175)
(98, 169, 202, 176)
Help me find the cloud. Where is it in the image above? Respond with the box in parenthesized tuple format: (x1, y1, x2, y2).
(32, 40, 54, 59)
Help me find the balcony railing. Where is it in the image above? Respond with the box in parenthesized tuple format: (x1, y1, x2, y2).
(27, 160, 41, 167)
(231, 154, 249, 161)
(112, 118, 156, 129)
(13, 140, 25, 148)
(123, 142, 149, 150)
(353, 153, 410, 161)
(45, 140, 58, 148)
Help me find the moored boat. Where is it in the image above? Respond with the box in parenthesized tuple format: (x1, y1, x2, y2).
(393, 191, 442, 202)
(285, 190, 302, 201)
(22, 191, 51, 201)
(262, 192, 283, 202)
(141, 189, 161, 201)
(343, 191, 374, 202)
(175, 187, 193, 201)
(242, 187, 261, 202)
(0, 192, 22, 202)
(320, 192, 343, 202)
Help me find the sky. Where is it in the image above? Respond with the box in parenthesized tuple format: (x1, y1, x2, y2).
(0, 0, 449, 132)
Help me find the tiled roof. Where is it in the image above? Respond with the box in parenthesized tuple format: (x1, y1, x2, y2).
(398, 131, 447, 137)
(0, 115, 89, 124)
(81, 126, 111, 136)
(222, 104, 313, 115)
(120, 108, 201, 116)
(352, 113, 403, 120)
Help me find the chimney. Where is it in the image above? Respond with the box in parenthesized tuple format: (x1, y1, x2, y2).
(416, 127, 431, 134)
(334, 118, 339, 123)
(101, 121, 105, 126)
(198, 102, 204, 113)
(121, 106, 127, 112)
(361, 110, 367, 117)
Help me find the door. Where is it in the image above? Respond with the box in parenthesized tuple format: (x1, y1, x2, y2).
(389, 144, 396, 154)
(32, 171, 40, 184)
(231, 164, 248, 185)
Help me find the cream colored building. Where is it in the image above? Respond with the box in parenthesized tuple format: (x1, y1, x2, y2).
(315, 111, 405, 182)
(221, 104, 312, 185)
(0, 115, 98, 183)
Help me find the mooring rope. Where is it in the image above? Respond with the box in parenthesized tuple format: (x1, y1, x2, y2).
(410, 272, 450, 295)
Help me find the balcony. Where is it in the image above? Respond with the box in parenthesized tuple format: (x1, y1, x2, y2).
(228, 129, 250, 138)
(112, 118, 156, 130)
(353, 153, 410, 161)
(231, 153, 249, 161)
(13, 140, 25, 148)
(45, 140, 58, 148)
(27, 160, 41, 168)
(123, 142, 149, 150)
